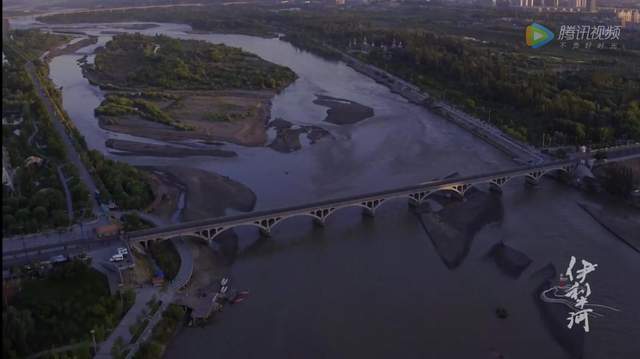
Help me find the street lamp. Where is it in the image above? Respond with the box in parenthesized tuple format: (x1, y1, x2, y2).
(90, 329, 97, 354)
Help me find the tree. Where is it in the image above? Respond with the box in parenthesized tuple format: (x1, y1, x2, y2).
(2, 306, 34, 358)
(52, 209, 68, 227)
(71, 184, 89, 204)
(111, 336, 125, 359)
(33, 206, 48, 222)
(15, 208, 30, 224)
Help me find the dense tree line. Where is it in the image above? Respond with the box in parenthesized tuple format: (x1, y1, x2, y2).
(96, 95, 191, 130)
(91, 33, 296, 91)
(86, 150, 154, 209)
(3, 55, 91, 236)
(3, 261, 134, 358)
(275, 15, 640, 147)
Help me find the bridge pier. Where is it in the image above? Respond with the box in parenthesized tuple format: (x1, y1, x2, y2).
(312, 218, 326, 227)
(361, 199, 383, 217)
(259, 228, 272, 238)
(489, 183, 503, 193)
(525, 176, 540, 186)
(362, 207, 376, 217)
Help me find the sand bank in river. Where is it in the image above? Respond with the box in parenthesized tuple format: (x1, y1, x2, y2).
(106, 138, 236, 158)
(94, 89, 274, 146)
(416, 188, 504, 269)
(153, 166, 256, 222)
(313, 94, 374, 125)
(267, 118, 333, 153)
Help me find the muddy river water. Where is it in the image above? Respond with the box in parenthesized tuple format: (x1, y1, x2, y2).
(11, 19, 640, 359)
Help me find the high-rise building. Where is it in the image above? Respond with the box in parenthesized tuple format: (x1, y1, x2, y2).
(588, 0, 597, 12)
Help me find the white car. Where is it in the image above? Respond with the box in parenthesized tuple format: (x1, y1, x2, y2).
(110, 253, 124, 262)
(117, 247, 129, 256)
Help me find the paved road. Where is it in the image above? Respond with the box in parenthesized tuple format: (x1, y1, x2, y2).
(24, 61, 102, 217)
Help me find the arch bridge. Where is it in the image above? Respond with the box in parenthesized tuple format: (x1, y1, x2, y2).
(128, 159, 583, 247)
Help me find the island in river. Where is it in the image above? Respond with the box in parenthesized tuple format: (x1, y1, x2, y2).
(84, 33, 297, 148)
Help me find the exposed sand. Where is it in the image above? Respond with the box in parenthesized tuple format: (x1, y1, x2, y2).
(416, 189, 504, 269)
(267, 118, 333, 153)
(154, 166, 256, 221)
(106, 138, 236, 158)
(313, 94, 374, 125)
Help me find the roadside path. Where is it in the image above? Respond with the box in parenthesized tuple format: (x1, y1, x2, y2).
(96, 237, 193, 359)
(124, 238, 193, 359)
(94, 286, 158, 359)
(57, 165, 75, 222)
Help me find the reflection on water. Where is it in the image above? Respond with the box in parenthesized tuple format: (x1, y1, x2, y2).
(13, 19, 639, 358)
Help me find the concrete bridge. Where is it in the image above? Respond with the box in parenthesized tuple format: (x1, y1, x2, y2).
(129, 154, 629, 247)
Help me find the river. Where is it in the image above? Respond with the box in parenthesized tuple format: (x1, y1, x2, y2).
(11, 19, 640, 359)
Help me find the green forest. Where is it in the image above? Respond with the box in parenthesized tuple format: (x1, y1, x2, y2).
(3, 32, 92, 236)
(86, 150, 154, 209)
(3, 261, 135, 358)
(91, 33, 296, 91)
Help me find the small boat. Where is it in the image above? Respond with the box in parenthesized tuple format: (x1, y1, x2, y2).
(229, 290, 250, 305)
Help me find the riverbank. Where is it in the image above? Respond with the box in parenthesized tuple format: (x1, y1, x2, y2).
(42, 35, 97, 62)
(335, 47, 543, 164)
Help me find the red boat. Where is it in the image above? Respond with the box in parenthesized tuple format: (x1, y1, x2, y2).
(230, 290, 250, 305)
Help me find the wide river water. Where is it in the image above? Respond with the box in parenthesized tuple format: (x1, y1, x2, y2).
(11, 20, 640, 359)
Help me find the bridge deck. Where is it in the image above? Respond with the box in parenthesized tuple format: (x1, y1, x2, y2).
(127, 146, 639, 242)
(128, 159, 579, 241)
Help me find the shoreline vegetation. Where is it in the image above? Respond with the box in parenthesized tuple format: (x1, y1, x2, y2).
(85, 33, 297, 147)
(38, 5, 640, 148)
(3, 30, 94, 236)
